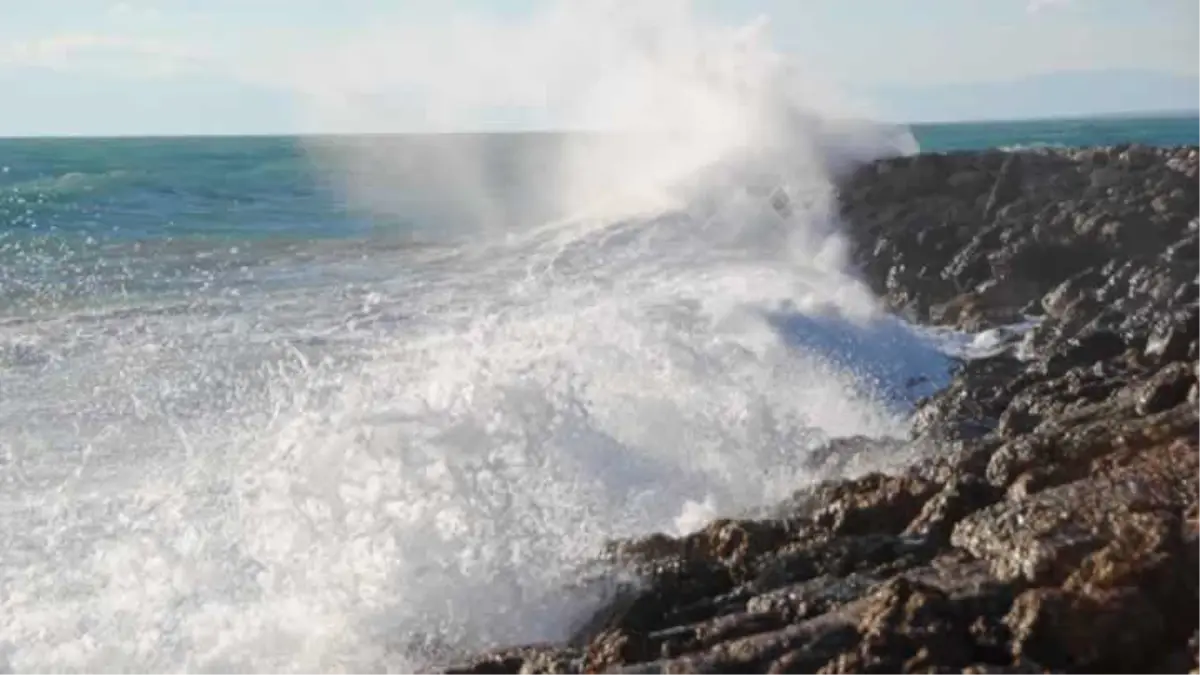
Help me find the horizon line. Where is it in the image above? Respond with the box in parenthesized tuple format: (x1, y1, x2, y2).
(1, 108, 1196, 142)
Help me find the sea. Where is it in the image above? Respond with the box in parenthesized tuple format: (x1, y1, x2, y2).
(0, 113, 1196, 672)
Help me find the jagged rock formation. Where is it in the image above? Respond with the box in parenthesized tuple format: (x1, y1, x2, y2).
(444, 145, 1199, 674)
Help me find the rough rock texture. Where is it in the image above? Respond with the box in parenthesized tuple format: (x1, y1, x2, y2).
(444, 145, 1199, 674)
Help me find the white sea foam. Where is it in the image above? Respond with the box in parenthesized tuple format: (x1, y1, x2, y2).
(0, 2, 957, 672)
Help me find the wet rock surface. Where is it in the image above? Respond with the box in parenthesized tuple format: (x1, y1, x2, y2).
(444, 146, 1199, 673)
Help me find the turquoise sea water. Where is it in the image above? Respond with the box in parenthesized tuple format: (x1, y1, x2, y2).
(911, 113, 1199, 152)
(0, 114, 1195, 672)
(3, 115, 1195, 244)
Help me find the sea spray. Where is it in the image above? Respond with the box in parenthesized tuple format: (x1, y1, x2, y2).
(0, 2, 950, 672)
(294, 0, 916, 235)
(281, 0, 928, 666)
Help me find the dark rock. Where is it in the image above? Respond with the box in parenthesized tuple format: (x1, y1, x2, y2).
(947, 169, 988, 192)
(1040, 268, 1104, 319)
(903, 476, 1000, 545)
(1161, 232, 1199, 265)
(957, 446, 1196, 585)
(983, 155, 1023, 221)
(1135, 361, 1196, 415)
(745, 573, 879, 621)
(910, 355, 1023, 442)
(1043, 329, 1126, 375)
(1090, 166, 1124, 189)
(750, 535, 937, 593)
(817, 578, 978, 673)
(1144, 306, 1200, 365)
(603, 613, 861, 674)
(810, 474, 938, 537)
(995, 404, 1041, 437)
(1005, 587, 1165, 672)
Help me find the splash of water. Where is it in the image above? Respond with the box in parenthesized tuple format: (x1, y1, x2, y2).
(295, 0, 915, 236)
(0, 2, 941, 672)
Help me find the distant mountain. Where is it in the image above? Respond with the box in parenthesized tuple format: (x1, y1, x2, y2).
(864, 69, 1199, 124)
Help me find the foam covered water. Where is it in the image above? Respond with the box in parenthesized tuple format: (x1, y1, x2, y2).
(0, 3, 968, 672)
(0, 215, 957, 672)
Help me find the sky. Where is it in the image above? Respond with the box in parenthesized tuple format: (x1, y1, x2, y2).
(1, 0, 1197, 136)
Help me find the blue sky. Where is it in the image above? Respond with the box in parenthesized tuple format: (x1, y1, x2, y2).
(1, 0, 1196, 136)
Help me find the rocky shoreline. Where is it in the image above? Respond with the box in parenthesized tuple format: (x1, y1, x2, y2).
(446, 145, 1199, 674)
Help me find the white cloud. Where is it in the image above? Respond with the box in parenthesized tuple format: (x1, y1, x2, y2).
(108, 2, 162, 23)
(0, 32, 208, 76)
(1027, 0, 1072, 14)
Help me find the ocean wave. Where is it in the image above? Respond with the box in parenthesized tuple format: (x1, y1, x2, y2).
(0, 4, 956, 672)
(2, 169, 133, 198)
(997, 141, 1068, 152)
